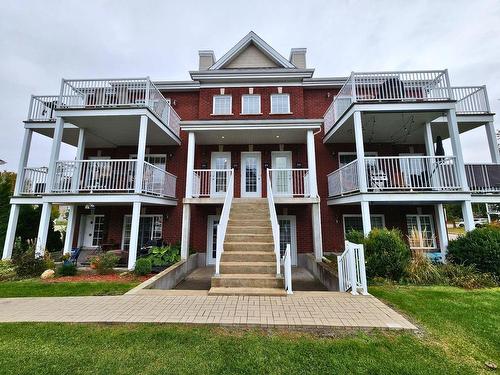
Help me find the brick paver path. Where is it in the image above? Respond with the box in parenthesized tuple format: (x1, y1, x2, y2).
(0, 292, 416, 329)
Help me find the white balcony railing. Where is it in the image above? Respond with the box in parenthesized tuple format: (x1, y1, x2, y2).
(58, 78, 180, 137)
(27, 96, 59, 122)
(192, 169, 233, 198)
(267, 168, 310, 197)
(50, 159, 176, 198)
(324, 70, 451, 134)
(452, 86, 490, 114)
(328, 156, 461, 197)
(20, 167, 48, 194)
(465, 164, 500, 193)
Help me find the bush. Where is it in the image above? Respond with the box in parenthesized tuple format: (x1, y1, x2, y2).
(440, 263, 498, 289)
(145, 246, 180, 267)
(345, 229, 365, 245)
(447, 225, 500, 277)
(364, 228, 411, 281)
(90, 252, 119, 275)
(134, 258, 152, 276)
(405, 251, 445, 285)
(57, 263, 77, 276)
(0, 260, 16, 281)
(12, 242, 51, 278)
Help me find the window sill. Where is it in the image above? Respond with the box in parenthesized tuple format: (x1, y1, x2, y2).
(269, 112, 293, 115)
(239, 113, 263, 115)
(211, 113, 234, 116)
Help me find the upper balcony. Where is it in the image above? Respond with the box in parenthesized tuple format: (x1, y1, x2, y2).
(323, 70, 492, 142)
(26, 78, 181, 146)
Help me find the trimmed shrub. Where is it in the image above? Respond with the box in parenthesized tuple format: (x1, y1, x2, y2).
(0, 260, 16, 281)
(364, 228, 411, 281)
(345, 229, 365, 245)
(134, 258, 152, 276)
(90, 252, 119, 275)
(447, 225, 500, 277)
(57, 263, 77, 276)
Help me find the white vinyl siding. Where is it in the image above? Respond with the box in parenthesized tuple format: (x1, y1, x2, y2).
(270, 94, 290, 114)
(343, 214, 385, 234)
(241, 94, 261, 114)
(212, 95, 232, 115)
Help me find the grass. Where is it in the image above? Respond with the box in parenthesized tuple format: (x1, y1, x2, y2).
(0, 279, 139, 297)
(447, 226, 466, 235)
(0, 286, 498, 374)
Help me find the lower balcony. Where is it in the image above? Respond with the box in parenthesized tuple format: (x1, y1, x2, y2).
(19, 159, 177, 202)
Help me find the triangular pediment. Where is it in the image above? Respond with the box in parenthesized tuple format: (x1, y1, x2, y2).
(210, 31, 295, 70)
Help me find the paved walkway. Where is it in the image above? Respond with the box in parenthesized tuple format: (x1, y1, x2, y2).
(0, 292, 416, 330)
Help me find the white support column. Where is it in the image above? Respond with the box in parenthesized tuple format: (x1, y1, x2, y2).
(71, 128, 86, 192)
(46, 117, 65, 193)
(360, 201, 371, 237)
(306, 129, 318, 197)
(14, 129, 33, 195)
(461, 200, 475, 232)
(311, 203, 323, 261)
(447, 109, 469, 190)
(185, 132, 196, 198)
(2, 204, 20, 259)
(434, 204, 448, 262)
(63, 205, 77, 255)
(353, 111, 368, 192)
(128, 202, 141, 270)
(134, 116, 148, 194)
(180, 203, 191, 260)
(36, 203, 53, 257)
(424, 122, 434, 157)
(485, 121, 500, 163)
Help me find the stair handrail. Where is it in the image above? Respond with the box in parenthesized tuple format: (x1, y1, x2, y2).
(283, 243, 293, 294)
(215, 169, 234, 275)
(337, 240, 368, 295)
(266, 169, 281, 276)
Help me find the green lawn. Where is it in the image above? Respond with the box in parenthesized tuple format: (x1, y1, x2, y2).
(0, 286, 497, 374)
(0, 279, 139, 298)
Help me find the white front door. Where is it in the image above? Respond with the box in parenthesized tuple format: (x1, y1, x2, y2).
(278, 215, 297, 266)
(206, 215, 220, 265)
(82, 215, 104, 248)
(210, 152, 231, 197)
(241, 152, 261, 197)
(271, 151, 292, 196)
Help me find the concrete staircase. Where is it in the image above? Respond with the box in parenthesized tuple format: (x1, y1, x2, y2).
(208, 198, 286, 296)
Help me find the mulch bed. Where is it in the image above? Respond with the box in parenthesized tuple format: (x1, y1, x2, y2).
(42, 273, 152, 284)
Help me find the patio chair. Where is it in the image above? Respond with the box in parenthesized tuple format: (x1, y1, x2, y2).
(70, 247, 81, 265)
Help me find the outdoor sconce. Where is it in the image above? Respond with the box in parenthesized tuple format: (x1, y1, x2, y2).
(201, 162, 208, 169)
(264, 162, 270, 169)
(232, 163, 239, 170)
(167, 153, 174, 160)
(296, 161, 302, 168)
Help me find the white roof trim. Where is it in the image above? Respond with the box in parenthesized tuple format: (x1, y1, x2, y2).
(209, 31, 295, 70)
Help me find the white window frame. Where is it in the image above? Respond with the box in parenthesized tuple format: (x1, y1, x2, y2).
(212, 95, 232, 115)
(406, 214, 437, 250)
(338, 152, 378, 167)
(278, 215, 297, 266)
(342, 214, 385, 235)
(129, 154, 167, 168)
(121, 214, 163, 250)
(270, 93, 291, 114)
(241, 94, 261, 115)
(206, 215, 220, 265)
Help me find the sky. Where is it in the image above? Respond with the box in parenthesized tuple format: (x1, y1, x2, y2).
(0, 0, 499, 171)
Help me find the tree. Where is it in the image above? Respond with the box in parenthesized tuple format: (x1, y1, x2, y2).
(0, 171, 62, 253)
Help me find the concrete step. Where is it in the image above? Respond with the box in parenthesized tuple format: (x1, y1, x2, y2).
(224, 233, 273, 243)
(230, 214, 270, 222)
(224, 242, 274, 252)
(211, 274, 284, 288)
(226, 225, 272, 235)
(221, 251, 276, 262)
(208, 287, 287, 296)
(220, 261, 277, 274)
(228, 219, 270, 226)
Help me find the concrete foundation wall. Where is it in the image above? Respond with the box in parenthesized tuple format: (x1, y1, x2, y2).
(298, 254, 339, 291)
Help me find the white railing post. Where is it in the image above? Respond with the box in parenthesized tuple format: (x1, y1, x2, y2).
(356, 243, 368, 295)
(347, 243, 358, 295)
(284, 244, 293, 294)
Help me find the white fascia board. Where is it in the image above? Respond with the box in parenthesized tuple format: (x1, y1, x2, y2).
(302, 77, 347, 88)
(10, 196, 44, 205)
(181, 118, 323, 131)
(190, 69, 314, 82)
(209, 31, 295, 70)
(432, 114, 495, 124)
(327, 192, 472, 205)
(24, 122, 77, 129)
(154, 81, 201, 91)
(39, 194, 177, 206)
(470, 194, 500, 204)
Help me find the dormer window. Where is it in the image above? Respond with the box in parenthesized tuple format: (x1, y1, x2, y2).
(241, 94, 261, 115)
(213, 95, 232, 115)
(270, 94, 290, 114)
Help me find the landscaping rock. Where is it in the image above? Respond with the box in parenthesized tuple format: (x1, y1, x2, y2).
(41, 269, 55, 279)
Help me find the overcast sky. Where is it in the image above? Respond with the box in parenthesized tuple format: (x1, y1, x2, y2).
(0, 0, 499, 171)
